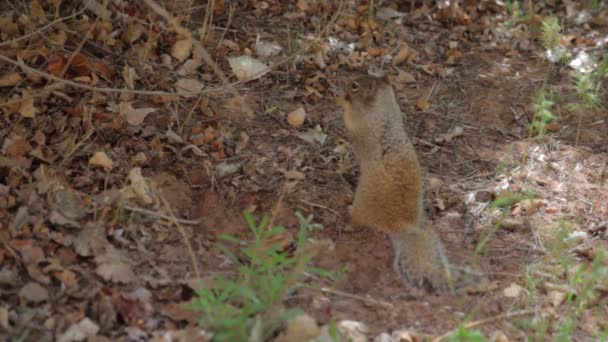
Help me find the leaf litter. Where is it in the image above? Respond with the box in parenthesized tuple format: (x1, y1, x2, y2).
(0, 0, 607, 341)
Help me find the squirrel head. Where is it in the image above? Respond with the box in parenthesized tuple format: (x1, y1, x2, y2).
(337, 74, 394, 135)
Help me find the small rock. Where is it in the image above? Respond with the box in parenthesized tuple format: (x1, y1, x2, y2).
(287, 107, 306, 128)
(275, 313, 320, 342)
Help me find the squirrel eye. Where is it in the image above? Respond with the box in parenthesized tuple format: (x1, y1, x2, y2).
(350, 81, 360, 92)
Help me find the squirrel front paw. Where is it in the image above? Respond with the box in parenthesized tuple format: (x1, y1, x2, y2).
(390, 229, 451, 292)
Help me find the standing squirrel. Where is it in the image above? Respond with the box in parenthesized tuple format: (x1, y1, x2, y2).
(338, 74, 454, 291)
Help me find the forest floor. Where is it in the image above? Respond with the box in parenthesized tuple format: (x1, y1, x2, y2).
(1, 0, 607, 341)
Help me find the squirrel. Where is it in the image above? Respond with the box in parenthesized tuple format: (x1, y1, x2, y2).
(337, 74, 457, 291)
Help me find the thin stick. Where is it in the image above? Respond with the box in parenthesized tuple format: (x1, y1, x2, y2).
(432, 309, 536, 342)
(142, 0, 253, 116)
(0, 9, 85, 48)
(123, 205, 200, 224)
(159, 195, 201, 278)
(299, 199, 339, 215)
(319, 287, 393, 309)
(59, 0, 108, 79)
(0, 54, 212, 97)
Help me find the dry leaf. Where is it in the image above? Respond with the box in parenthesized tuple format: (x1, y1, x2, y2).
(503, 283, 522, 298)
(121, 23, 144, 44)
(0, 72, 23, 87)
(57, 318, 100, 342)
(228, 56, 269, 82)
(175, 78, 205, 98)
(287, 107, 306, 128)
(48, 29, 67, 46)
(89, 151, 113, 171)
(96, 248, 136, 284)
(416, 96, 429, 111)
(19, 282, 49, 303)
(254, 40, 282, 58)
(171, 38, 193, 62)
(393, 44, 415, 66)
(18, 92, 36, 118)
(118, 101, 156, 126)
(235, 132, 249, 154)
(123, 167, 154, 205)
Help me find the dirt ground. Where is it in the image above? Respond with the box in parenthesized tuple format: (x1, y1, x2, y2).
(1, 1, 607, 341)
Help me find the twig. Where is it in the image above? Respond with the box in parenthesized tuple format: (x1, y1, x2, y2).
(159, 195, 201, 278)
(299, 199, 339, 215)
(268, 181, 288, 231)
(142, 0, 253, 116)
(432, 309, 537, 342)
(59, 0, 108, 79)
(0, 8, 85, 48)
(123, 204, 200, 224)
(318, 287, 393, 309)
(0, 54, 216, 97)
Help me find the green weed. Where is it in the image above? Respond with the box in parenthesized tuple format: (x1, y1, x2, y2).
(189, 210, 333, 341)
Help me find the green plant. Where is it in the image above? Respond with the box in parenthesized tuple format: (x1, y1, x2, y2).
(539, 16, 569, 64)
(189, 211, 333, 341)
(516, 219, 608, 340)
(475, 192, 534, 255)
(506, 0, 523, 20)
(446, 326, 488, 342)
(530, 88, 558, 137)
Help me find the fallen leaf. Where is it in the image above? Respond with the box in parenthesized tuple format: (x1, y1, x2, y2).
(19, 282, 49, 303)
(416, 96, 429, 111)
(96, 248, 136, 284)
(503, 283, 522, 298)
(175, 78, 205, 98)
(0, 72, 23, 87)
(235, 131, 249, 154)
(121, 23, 144, 44)
(122, 167, 154, 205)
(298, 125, 327, 145)
(393, 44, 413, 66)
(228, 56, 269, 82)
(57, 318, 100, 342)
(547, 290, 567, 307)
(118, 101, 156, 126)
(18, 92, 36, 118)
(89, 151, 113, 171)
(111, 288, 154, 325)
(171, 38, 193, 62)
(254, 40, 282, 58)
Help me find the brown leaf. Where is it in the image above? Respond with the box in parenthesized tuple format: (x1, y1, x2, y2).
(89, 151, 113, 171)
(171, 38, 193, 62)
(121, 23, 144, 44)
(96, 249, 136, 284)
(416, 96, 429, 111)
(18, 92, 36, 118)
(111, 288, 154, 325)
(19, 282, 49, 303)
(0, 72, 23, 87)
(175, 78, 205, 98)
(118, 101, 156, 126)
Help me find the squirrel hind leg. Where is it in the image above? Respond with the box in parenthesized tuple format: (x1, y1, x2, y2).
(390, 229, 451, 292)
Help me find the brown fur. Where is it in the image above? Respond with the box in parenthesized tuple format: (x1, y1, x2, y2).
(338, 75, 451, 291)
